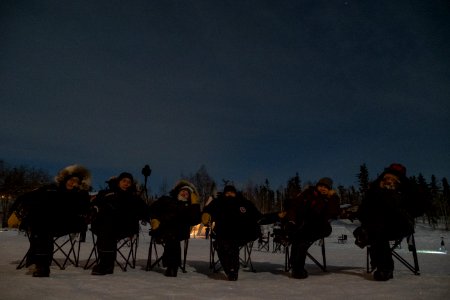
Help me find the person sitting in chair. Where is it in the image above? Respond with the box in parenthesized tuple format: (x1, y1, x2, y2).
(90, 172, 151, 275)
(284, 177, 340, 279)
(149, 180, 201, 277)
(355, 163, 429, 281)
(8, 164, 91, 277)
(202, 184, 282, 281)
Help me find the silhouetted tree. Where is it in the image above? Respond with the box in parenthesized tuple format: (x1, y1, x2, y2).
(0, 160, 50, 227)
(357, 163, 370, 199)
(188, 165, 216, 208)
(285, 172, 302, 200)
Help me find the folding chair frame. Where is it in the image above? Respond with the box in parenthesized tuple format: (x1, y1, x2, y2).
(366, 234, 420, 275)
(17, 232, 80, 270)
(257, 232, 270, 252)
(209, 237, 256, 273)
(146, 234, 189, 273)
(285, 238, 327, 272)
(84, 233, 139, 272)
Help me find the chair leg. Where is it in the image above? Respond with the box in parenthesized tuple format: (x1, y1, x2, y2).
(53, 236, 72, 269)
(285, 244, 291, 272)
(286, 238, 327, 273)
(239, 242, 255, 272)
(180, 239, 189, 273)
(209, 238, 222, 273)
(60, 234, 79, 269)
(391, 235, 420, 275)
(84, 233, 98, 270)
(146, 236, 163, 271)
(116, 237, 135, 271)
(17, 248, 31, 270)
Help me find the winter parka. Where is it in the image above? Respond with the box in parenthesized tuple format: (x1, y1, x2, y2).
(357, 173, 427, 241)
(204, 193, 269, 244)
(149, 195, 201, 242)
(285, 186, 341, 242)
(13, 184, 90, 236)
(91, 188, 150, 239)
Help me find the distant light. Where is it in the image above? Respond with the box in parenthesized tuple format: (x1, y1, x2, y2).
(416, 250, 447, 255)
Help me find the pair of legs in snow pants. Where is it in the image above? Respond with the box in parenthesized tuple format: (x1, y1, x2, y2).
(27, 232, 53, 277)
(91, 213, 136, 276)
(368, 237, 395, 281)
(216, 239, 243, 281)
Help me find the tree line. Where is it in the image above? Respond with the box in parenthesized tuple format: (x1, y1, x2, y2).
(1, 160, 449, 230)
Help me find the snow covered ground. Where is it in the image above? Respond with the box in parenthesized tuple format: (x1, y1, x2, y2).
(1, 220, 449, 300)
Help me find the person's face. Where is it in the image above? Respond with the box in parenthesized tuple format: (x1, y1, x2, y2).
(178, 189, 190, 200)
(225, 191, 236, 198)
(118, 178, 132, 191)
(65, 177, 80, 190)
(317, 184, 330, 195)
(380, 173, 400, 190)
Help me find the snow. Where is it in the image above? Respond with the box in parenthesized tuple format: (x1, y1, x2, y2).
(1, 220, 449, 300)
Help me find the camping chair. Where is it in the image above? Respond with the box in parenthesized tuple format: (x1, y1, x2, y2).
(257, 232, 270, 252)
(338, 234, 348, 244)
(209, 234, 256, 273)
(84, 232, 139, 271)
(366, 233, 420, 275)
(272, 228, 288, 253)
(285, 238, 327, 272)
(146, 231, 189, 273)
(17, 231, 81, 270)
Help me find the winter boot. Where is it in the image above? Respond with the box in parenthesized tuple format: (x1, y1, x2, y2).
(32, 265, 50, 277)
(164, 266, 178, 277)
(292, 268, 308, 279)
(91, 251, 115, 275)
(226, 269, 238, 281)
(32, 254, 50, 277)
(373, 269, 393, 281)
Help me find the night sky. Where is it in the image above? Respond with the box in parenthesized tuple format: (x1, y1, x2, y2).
(1, 0, 449, 193)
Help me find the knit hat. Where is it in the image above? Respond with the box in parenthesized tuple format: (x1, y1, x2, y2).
(117, 172, 134, 182)
(384, 163, 407, 178)
(316, 177, 333, 189)
(223, 185, 237, 194)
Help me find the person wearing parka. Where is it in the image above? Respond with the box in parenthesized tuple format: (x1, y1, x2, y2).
(149, 180, 201, 277)
(202, 185, 282, 281)
(355, 163, 429, 281)
(90, 172, 151, 275)
(8, 164, 91, 277)
(284, 177, 341, 279)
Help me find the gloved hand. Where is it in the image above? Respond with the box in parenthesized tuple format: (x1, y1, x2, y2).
(7, 212, 21, 228)
(353, 226, 369, 249)
(150, 219, 160, 230)
(191, 191, 199, 204)
(201, 213, 211, 225)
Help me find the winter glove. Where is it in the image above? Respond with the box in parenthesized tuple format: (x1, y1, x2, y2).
(7, 212, 20, 228)
(278, 211, 287, 219)
(353, 226, 369, 249)
(150, 219, 160, 230)
(190, 191, 199, 204)
(201, 213, 211, 225)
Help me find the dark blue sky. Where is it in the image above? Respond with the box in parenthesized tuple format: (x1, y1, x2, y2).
(1, 0, 449, 193)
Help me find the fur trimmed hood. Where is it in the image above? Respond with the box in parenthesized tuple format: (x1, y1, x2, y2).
(170, 179, 198, 197)
(54, 164, 91, 190)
